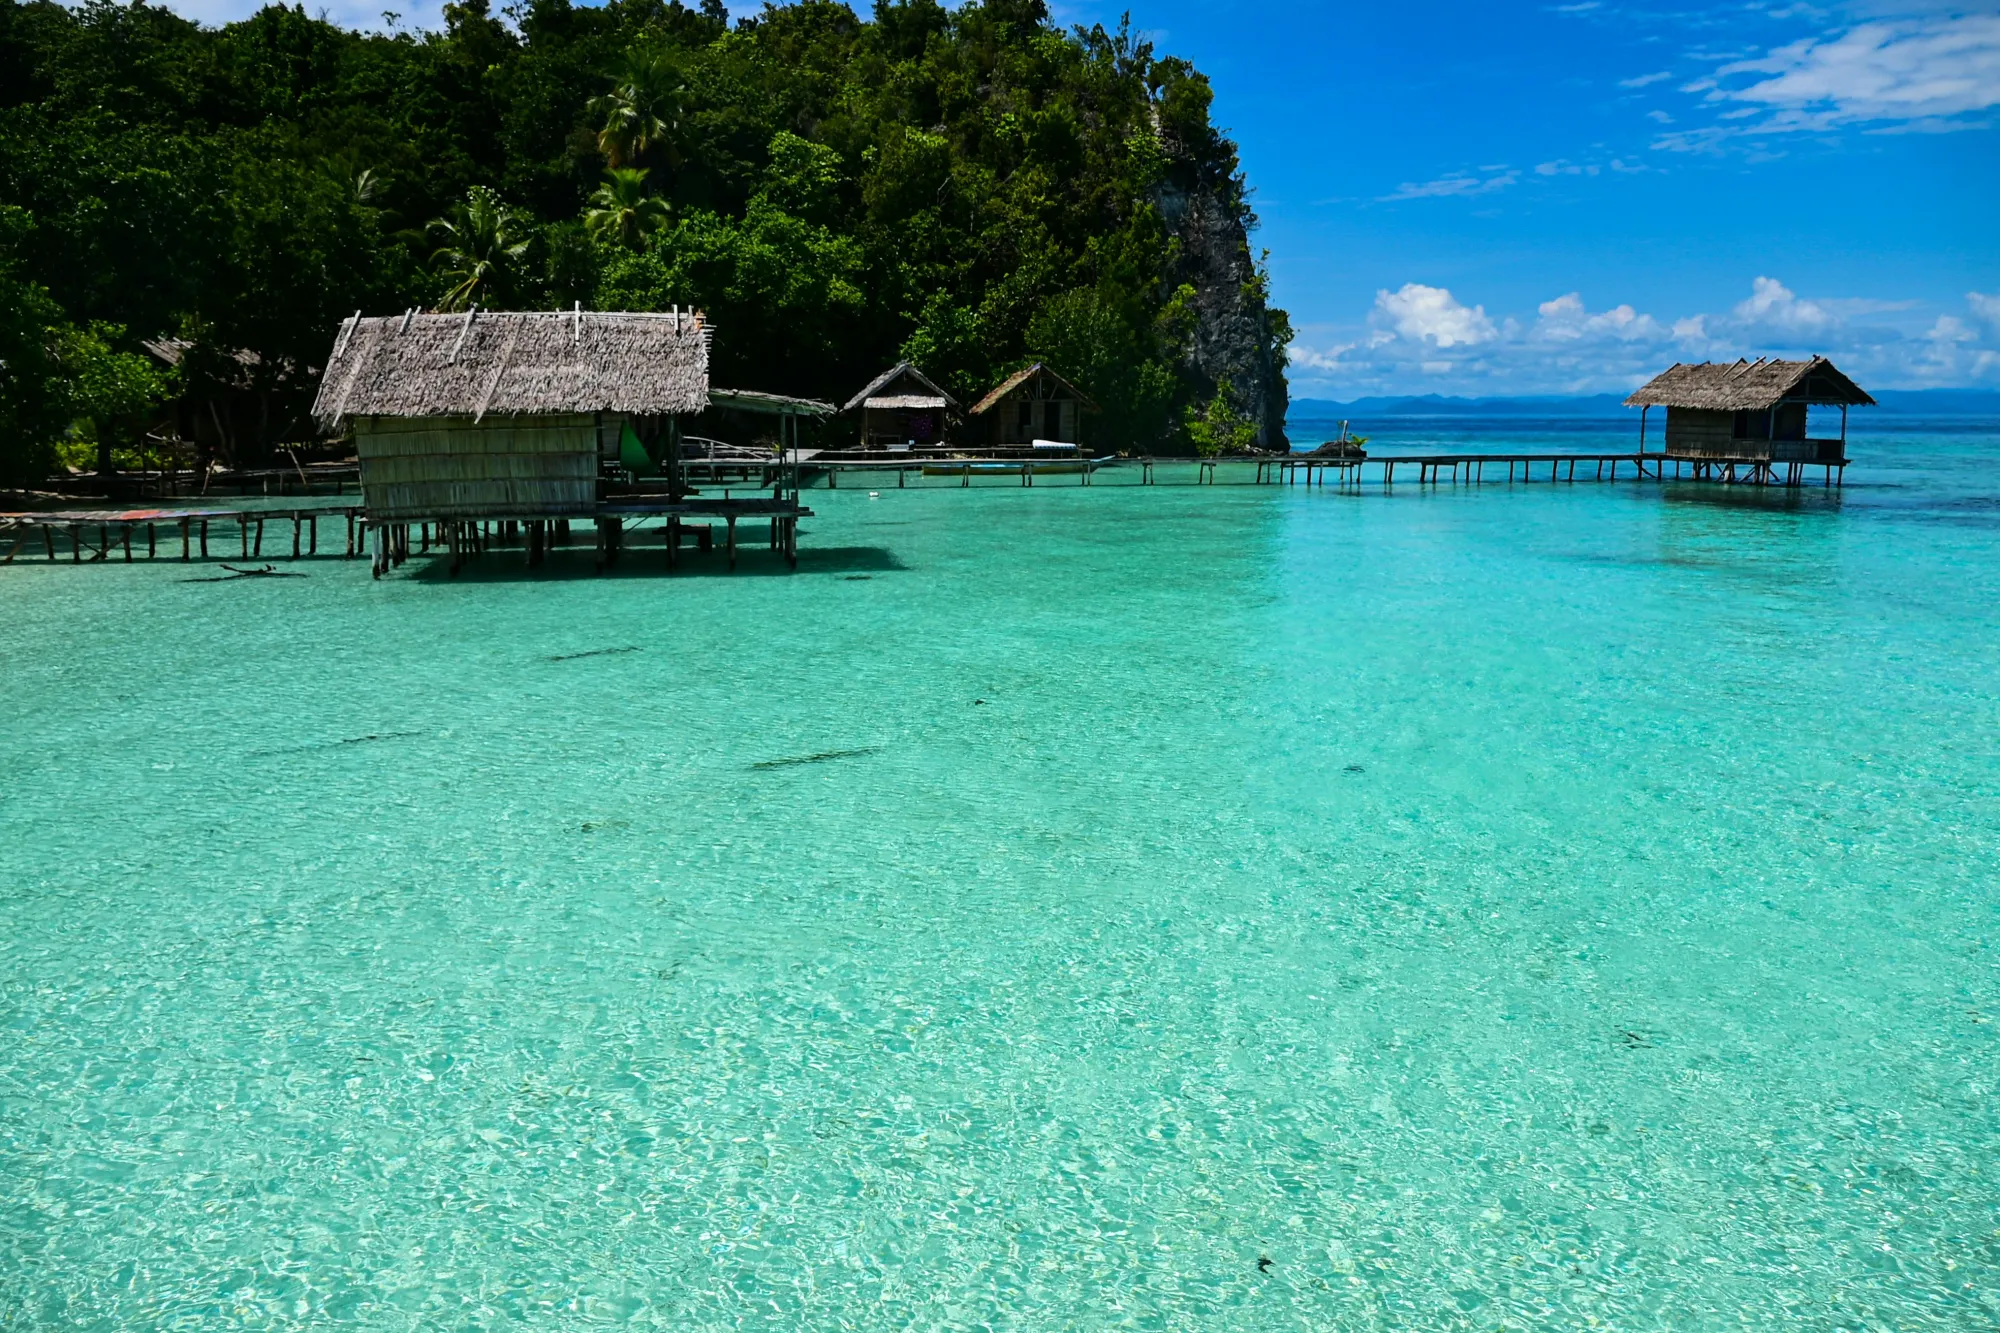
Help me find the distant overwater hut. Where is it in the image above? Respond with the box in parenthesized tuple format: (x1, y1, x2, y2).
(1625, 356, 1874, 485)
(841, 362, 958, 449)
(966, 363, 1095, 449)
(313, 307, 807, 573)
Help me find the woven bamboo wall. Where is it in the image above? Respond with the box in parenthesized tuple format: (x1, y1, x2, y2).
(355, 414, 604, 518)
(1663, 407, 1746, 458)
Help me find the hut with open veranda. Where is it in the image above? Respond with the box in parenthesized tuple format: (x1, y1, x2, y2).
(1624, 356, 1873, 481)
(841, 362, 959, 449)
(966, 363, 1096, 449)
(313, 307, 710, 525)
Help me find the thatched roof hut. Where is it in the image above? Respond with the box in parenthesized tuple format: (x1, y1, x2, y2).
(967, 363, 1096, 448)
(312, 308, 711, 520)
(1624, 356, 1873, 464)
(841, 362, 958, 448)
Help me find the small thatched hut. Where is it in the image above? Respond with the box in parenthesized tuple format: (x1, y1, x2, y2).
(313, 307, 709, 520)
(966, 363, 1095, 448)
(841, 362, 958, 449)
(1624, 357, 1873, 463)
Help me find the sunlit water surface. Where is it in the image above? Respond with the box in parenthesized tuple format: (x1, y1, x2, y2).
(3, 421, 1998, 1330)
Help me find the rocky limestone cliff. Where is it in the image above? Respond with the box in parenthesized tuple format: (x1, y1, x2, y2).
(1155, 177, 1291, 451)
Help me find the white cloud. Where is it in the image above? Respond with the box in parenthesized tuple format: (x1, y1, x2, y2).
(1378, 170, 1518, 201)
(1288, 341, 1356, 371)
(1665, 14, 2000, 143)
(1535, 159, 1601, 177)
(1535, 292, 1664, 341)
(1620, 71, 1673, 88)
(1927, 314, 1977, 344)
(1970, 291, 2000, 328)
(1732, 275, 1836, 334)
(1373, 284, 1497, 348)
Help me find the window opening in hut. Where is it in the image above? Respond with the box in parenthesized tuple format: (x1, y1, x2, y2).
(1017, 400, 1033, 436)
(1044, 401, 1061, 440)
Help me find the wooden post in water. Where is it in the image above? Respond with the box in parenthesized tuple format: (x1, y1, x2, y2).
(45, 527, 56, 561)
(726, 515, 737, 569)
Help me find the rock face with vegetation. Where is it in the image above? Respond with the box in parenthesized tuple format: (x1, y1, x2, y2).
(0, 0, 1290, 477)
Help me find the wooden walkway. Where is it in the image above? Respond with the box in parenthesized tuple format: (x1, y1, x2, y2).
(1, 497, 813, 576)
(804, 451, 1846, 489)
(1268, 452, 1846, 488)
(1, 505, 367, 563)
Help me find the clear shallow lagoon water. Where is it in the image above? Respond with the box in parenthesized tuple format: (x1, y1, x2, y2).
(3, 421, 1998, 1330)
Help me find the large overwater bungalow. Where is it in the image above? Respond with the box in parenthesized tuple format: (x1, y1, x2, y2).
(313, 307, 813, 571)
(1625, 355, 1874, 484)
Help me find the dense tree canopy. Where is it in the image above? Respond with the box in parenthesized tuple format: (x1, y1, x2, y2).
(0, 0, 1290, 476)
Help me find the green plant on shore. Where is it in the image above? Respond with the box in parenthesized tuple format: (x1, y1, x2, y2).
(1186, 381, 1258, 457)
(52, 322, 173, 474)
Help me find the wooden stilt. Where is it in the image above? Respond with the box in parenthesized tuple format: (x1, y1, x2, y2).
(147, 524, 156, 559)
(200, 520, 209, 558)
(726, 515, 737, 569)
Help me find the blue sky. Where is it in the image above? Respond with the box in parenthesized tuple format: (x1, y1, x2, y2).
(155, 0, 2000, 395)
(1050, 0, 1999, 396)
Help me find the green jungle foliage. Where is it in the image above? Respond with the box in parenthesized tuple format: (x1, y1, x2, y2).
(0, 0, 1287, 475)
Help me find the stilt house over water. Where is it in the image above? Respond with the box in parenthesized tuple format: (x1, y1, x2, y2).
(313, 307, 710, 519)
(841, 362, 958, 448)
(967, 363, 1095, 449)
(1624, 356, 1874, 466)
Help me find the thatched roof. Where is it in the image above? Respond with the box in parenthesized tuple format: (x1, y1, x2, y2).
(1624, 357, 1874, 411)
(312, 308, 711, 427)
(968, 363, 1098, 416)
(841, 362, 959, 413)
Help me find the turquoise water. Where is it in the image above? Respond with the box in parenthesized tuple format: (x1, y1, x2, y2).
(4, 424, 1998, 1330)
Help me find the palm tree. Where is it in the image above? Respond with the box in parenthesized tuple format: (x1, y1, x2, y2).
(427, 186, 530, 312)
(589, 48, 683, 170)
(584, 168, 670, 249)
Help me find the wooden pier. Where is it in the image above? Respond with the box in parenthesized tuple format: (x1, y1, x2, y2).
(800, 449, 1847, 489)
(1269, 451, 1846, 488)
(1, 504, 367, 564)
(1, 498, 809, 576)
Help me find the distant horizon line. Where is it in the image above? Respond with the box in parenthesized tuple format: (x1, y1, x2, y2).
(1289, 387, 2000, 416)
